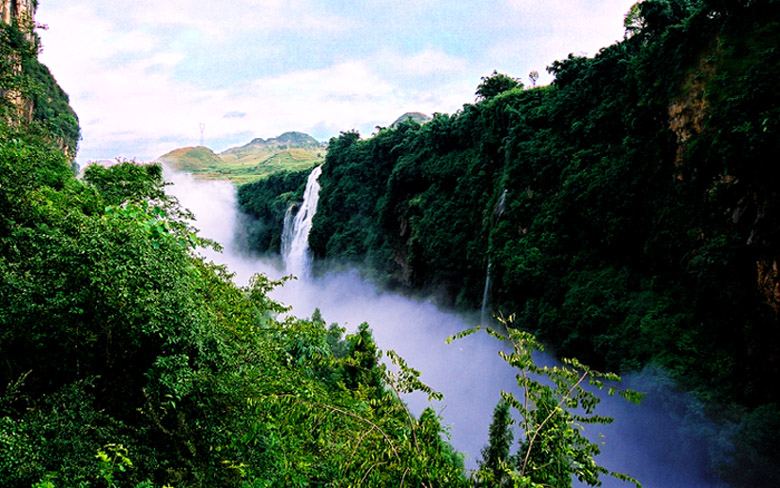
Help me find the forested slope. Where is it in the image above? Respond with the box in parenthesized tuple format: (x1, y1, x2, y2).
(239, 1, 780, 483)
(0, 9, 467, 487)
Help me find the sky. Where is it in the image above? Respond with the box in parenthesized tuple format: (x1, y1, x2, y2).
(36, 0, 637, 165)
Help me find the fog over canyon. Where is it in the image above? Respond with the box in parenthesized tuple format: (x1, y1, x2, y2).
(165, 166, 724, 487)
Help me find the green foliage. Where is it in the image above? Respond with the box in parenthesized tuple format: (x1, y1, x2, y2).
(0, 112, 466, 486)
(237, 169, 309, 253)
(476, 70, 523, 100)
(479, 399, 514, 484)
(238, 1, 780, 480)
(84, 162, 166, 205)
(451, 318, 643, 488)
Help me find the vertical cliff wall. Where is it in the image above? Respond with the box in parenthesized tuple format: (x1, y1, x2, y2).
(0, 0, 35, 122)
(0, 0, 34, 26)
(1, 0, 79, 156)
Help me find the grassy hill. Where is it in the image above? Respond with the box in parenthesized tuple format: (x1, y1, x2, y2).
(390, 112, 432, 128)
(157, 146, 223, 172)
(157, 131, 325, 184)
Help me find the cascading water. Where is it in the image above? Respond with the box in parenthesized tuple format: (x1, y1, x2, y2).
(280, 203, 297, 259)
(282, 165, 323, 279)
(480, 262, 492, 325)
(481, 189, 508, 323)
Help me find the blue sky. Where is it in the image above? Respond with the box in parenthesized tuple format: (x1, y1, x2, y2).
(36, 0, 637, 165)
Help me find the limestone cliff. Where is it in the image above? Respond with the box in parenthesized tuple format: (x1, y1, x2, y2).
(667, 28, 780, 318)
(1, 0, 35, 121)
(0, 0, 33, 26)
(1, 0, 79, 156)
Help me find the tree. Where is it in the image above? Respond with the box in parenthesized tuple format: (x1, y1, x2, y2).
(528, 70, 539, 87)
(623, 1, 646, 38)
(450, 316, 643, 488)
(479, 399, 515, 485)
(476, 70, 523, 100)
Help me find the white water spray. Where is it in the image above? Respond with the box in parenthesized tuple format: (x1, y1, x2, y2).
(282, 165, 323, 279)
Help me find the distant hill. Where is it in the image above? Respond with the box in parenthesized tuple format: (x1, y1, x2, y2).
(220, 131, 323, 167)
(157, 146, 223, 172)
(390, 112, 431, 128)
(157, 131, 325, 184)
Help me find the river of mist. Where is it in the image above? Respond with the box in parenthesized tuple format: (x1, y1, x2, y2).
(164, 168, 726, 487)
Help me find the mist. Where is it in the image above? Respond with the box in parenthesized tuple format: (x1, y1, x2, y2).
(164, 168, 727, 487)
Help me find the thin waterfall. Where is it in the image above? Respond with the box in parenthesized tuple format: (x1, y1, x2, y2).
(480, 189, 508, 324)
(495, 188, 507, 216)
(480, 261, 492, 325)
(281, 165, 323, 279)
(280, 203, 297, 259)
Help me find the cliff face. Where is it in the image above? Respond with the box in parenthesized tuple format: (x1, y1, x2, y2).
(1, 0, 79, 155)
(668, 52, 712, 172)
(667, 25, 780, 318)
(1, 0, 35, 122)
(1, 0, 34, 28)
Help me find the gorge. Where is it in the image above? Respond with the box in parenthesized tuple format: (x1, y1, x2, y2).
(166, 165, 724, 487)
(237, 4, 780, 485)
(2, 0, 779, 486)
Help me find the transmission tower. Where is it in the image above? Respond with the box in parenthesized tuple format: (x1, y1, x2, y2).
(199, 122, 205, 147)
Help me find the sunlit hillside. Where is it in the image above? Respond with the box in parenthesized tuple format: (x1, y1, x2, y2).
(157, 131, 325, 184)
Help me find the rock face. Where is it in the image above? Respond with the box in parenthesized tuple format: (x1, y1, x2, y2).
(1, 0, 35, 122)
(668, 52, 712, 171)
(0, 0, 34, 26)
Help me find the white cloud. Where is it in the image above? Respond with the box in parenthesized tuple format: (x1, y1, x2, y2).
(373, 47, 468, 77)
(122, 0, 352, 43)
(36, 0, 639, 163)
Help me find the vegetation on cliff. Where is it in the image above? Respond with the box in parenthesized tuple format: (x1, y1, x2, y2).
(1, 8, 642, 487)
(0, 8, 79, 156)
(238, 1, 780, 484)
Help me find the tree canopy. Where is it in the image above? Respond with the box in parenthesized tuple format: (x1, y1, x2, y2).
(239, 2, 780, 484)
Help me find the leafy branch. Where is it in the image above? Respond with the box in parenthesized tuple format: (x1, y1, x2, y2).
(449, 314, 644, 488)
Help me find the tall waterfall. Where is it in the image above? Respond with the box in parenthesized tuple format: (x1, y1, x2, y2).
(480, 261, 492, 325)
(281, 165, 323, 279)
(480, 189, 508, 324)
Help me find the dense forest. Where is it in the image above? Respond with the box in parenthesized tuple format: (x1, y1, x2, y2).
(239, 0, 780, 485)
(0, 3, 660, 487)
(0, 8, 473, 487)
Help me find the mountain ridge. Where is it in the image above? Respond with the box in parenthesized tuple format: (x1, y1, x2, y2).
(157, 131, 325, 184)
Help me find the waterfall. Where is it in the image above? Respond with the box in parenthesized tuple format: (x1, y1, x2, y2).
(165, 165, 724, 483)
(495, 188, 507, 216)
(282, 165, 323, 279)
(481, 189, 508, 323)
(480, 261, 492, 325)
(280, 203, 296, 260)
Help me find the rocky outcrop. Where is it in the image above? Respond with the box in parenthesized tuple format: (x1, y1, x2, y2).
(668, 52, 712, 171)
(758, 256, 780, 316)
(1, 0, 34, 27)
(1, 0, 35, 122)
